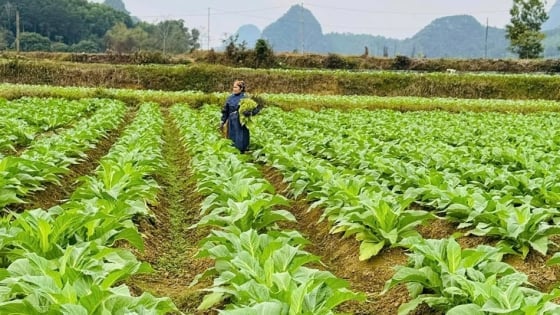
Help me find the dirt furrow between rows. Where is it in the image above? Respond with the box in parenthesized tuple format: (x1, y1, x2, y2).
(128, 108, 214, 315)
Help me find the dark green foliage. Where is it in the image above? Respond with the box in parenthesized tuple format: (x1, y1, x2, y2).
(254, 39, 275, 68)
(70, 40, 102, 53)
(50, 42, 69, 52)
(0, 0, 133, 46)
(392, 55, 411, 70)
(506, 0, 548, 59)
(323, 53, 356, 69)
(0, 29, 12, 50)
(216, 35, 278, 68)
(136, 20, 200, 54)
(18, 32, 51, 52)
(223, 34, 248, 65)
(0, 0, 200, 55)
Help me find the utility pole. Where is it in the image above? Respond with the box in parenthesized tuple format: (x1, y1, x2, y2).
(207, 7, 210, 50)
(15, 8, 19, 52)
(484, 18, 489, 58)
(300, 2, 304, 54)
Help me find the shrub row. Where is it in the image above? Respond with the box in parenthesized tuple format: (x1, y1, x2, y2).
(1, 59, 560, 100)
(5, 51, 560, 73)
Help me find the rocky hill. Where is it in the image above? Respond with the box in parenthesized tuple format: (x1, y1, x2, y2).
(235, 3, 560, 58)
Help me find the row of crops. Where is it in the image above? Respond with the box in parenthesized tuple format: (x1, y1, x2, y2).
(254, 107, 560, 313)
(0, 98, 125, 207)
(188, 103, 560, 314)
(0, 99, 177, 313)
(171, 105, 365, 314)
(0, 96, 368, 314)
(5, 87, 560, 314)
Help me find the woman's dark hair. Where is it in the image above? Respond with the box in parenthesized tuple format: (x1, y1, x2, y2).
(235, 79, 246, 92)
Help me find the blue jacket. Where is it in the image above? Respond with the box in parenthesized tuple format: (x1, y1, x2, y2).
(221, 93, 250, 152)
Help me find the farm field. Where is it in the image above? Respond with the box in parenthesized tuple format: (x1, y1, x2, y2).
(2, 86, 560, 314)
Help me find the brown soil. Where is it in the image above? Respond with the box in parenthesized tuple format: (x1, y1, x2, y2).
(505, 248, 560, 293)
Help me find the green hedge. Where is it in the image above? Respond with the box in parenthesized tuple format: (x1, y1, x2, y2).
(1, 59, 560, 100)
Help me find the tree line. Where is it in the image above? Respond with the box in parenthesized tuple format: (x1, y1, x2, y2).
(0, 0, 200, 54)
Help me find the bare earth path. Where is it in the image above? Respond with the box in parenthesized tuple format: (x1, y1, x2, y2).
(128, 108, 214, 314)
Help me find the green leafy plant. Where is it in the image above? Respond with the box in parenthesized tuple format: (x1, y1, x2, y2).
(0, 248, 176, 314)
(193, 227, 364, 313)
(384, 237, 560, 314)
(239, 98, 258, 127)
(454, 199, 560, 258)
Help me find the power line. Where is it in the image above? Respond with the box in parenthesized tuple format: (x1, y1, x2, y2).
(15, 7, 19, 52)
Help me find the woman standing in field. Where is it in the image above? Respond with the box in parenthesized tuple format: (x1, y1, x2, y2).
(220, 79, 261, 153)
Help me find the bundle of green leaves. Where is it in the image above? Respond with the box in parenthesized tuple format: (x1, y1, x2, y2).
(239, 98, 258, 127)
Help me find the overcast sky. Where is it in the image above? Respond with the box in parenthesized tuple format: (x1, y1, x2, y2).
(93, 0, 557, 48)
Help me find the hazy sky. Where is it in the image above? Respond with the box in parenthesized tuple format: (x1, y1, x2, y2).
(93, 1, 557, 48)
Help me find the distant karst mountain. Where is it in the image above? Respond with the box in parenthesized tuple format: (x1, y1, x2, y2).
(405, 15, 509, 58)
(262, 5, 329, 53)
(233, 3, 560, 58)
(235, 24, 261, 48)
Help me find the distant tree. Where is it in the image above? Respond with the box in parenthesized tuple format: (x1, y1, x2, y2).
(154, 21, 177, 54)
(0, 2, 16, 30)
(0, 28, 10, 50)
(85, 3, 134, 38)
(18, 32, 51, 51)
(0, 0, 132, 47)
(188, 28, 201, 52)
(157, 20, 199, 54)
(223, 34, 247, 64)
(254, 38, 274, 68)
(104, 22, 148, 53)
(506, 0, 548, 59)
(51, 42, 69, 52)
(70, 39, 101, 53)
(137, 20, 199, 54)
(323, 53, 347, 69)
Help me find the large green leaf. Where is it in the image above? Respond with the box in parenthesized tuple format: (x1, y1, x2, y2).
(358, 240, 384, 261)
